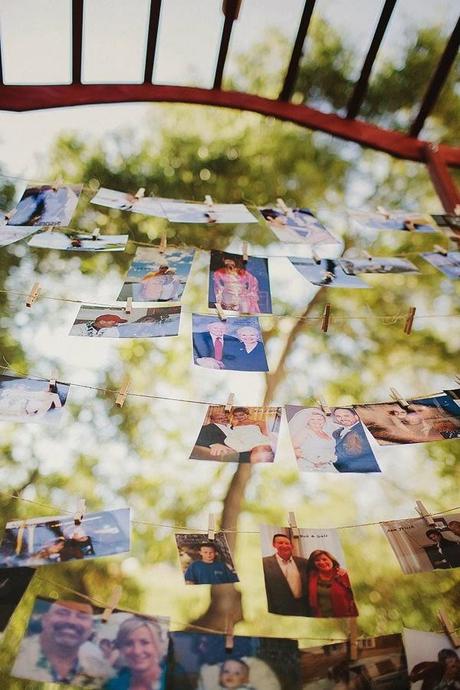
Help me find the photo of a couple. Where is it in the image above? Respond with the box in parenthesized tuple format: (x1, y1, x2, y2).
(192, 315, 268, 372)
(259, 207, 340, 247)
(403, 627, 460, 690)
(286, 406, 381, 473)
(7, 183, 82, 227)
(117, 247, 195, 303)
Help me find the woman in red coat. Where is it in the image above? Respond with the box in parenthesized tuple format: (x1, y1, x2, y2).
(306, 549, 358, 618)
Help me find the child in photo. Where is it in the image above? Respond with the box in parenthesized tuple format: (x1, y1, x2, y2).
(219, 659, 256, 690)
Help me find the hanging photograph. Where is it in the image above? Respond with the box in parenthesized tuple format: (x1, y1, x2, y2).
(289, 257, 368, 288)
(160, 198, 257, 224)
(11, 595, 170, 688)
(259, 207, 341, 246)
(0, 508, 131, 568)
(431, 213, 460, 238)
(421, 250, 460, 280)
(192, 314, 268, 372)
(0, 567, 35, 634)
(339, 256, 420, 275)
(169, 630, 301, 690)
(69, 305, 181, 338)
(0, 374, 70, 425)
(117, 247, 195, 302)
(0, 224, 39, 246)
(260, 525, 358, 618)
(208, 250, 272, 314)
(7, 183, 82, 227)
(403, 627, 460, 689)
(285, 405, 381, 473)
(175, 532, 239, 586)
(190, 404, 281, 464)
(349, 209, 438, 233)
(381, 511, 460, 574)
(354, 393, 460, 445)
(90, 186, 167, 218)
(28, 229, 128, 252)
(300, 633, 407, 689)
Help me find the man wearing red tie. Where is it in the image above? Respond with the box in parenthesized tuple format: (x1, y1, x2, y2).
(193, 320, 239, 369)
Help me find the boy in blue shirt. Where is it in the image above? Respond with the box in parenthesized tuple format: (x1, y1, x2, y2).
(184, 543, 239, 585)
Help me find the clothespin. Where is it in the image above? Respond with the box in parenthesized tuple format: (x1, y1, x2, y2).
(242, 242, 248, 262)
(415, 500, 436, 526)
(348, 619, 359, 660)
(52, 178, 63, 192)
(115, 375, 130, 408)
(46, 225, 55, 233)
(134, 188, 145, 200)
(438, 608, 460, 648)
(317, 398, 332, 416)
(48, 370, 58, 393)
(321, 304, 331, 333)
(389, 388, 409, 409)
(434, 245, 448, 256)
(207, 514, 216, 541)
(288, 512, 300, 539)
(74, 498, 86, 523)
(101, 585, 123, 623)
(276, 198, 290, 215)
(125, 297, 133, 315)
(26, 282, 41, 308)
(376, 205, 390, 219)
(311, 249, 322, 265)
(91, 227, 100, 241)
(225, 393, 235, 412)
(158, 233, 167, 253)
(362, 250, 373, 261)
(15, 521, 28, 556)
(205, 194, 214, 209)
(403, 306, 416, 335)
(215, 303, 227, 321)
(225, 616, 234, 652)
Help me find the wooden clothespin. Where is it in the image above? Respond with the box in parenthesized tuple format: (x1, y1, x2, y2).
(125, 297, 133, 315)
(276, 198, 290, 215)
(101, 585, 123, 623)
(26, 282, 41, 308)
(415, 500, 436, 526)
(225, 393, 235, 412)
(74, 498, 86, 523)
(348, 619, 359, 660)
(242, 242, 248, 262)
(207, 514, 216, 541)
(52, 177, 63, 192)
(362, 250, 373, 261)
(438, 608, 460, 648)
(321, 304, 331, 333)
(16, 521, 28, 555)
(115, 375, 130, 408)
(46, 225, 55, 233)
(403, 306, 416, 335)
(317, 398, 332, 416)
(376, 205, 390, 219)
(225, 616, 234, 652)
(311, 249, 322, 265)
(434, 245, 448, 256)
(134, 188, 145, 200)
(158, 233, 167, 253)
(288, 512, 300, 539)
(389, 387, 409, 408)
(91, 227, 100, 241)
(215, 303, 227, 321)
(48, 370, 58, 393)
(205, 194, 214, 208)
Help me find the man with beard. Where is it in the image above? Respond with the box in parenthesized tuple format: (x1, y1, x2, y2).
(12, 599, 114, 686)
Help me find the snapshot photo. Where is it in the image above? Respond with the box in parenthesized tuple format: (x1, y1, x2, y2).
(0, 374, 70, 425)
(208, 250, 272, 314)
(431, 213, 460, 238)
(11, 596, 170, 688)
(421, 251, 460, 280)
(90, 186, 167, 218)
(381, 511, 460, 574)
(190, 404, 282, 464)
(285, 405, 381, 473)
(0, 224, 39, 246)
(28, 229, 129, 252)
(259, 207, 340, 246)
(160, 198, 257, 224)
(300, 633, 408, 689)
(0, 507, 131, 567)
(340, 256, 420, 275)
(175, 532, 239, 586)
(354, 393, 460, 445)
(403, 627, 460, 689)
(69, 305, 181, 338)
(117, 247, 195, 302)
(289, 257, 368, 288)
(192, 314, 269, 372)
(349, 209, 438, 233)
(169, 630, 301, 690)
(260, 525, 358, 618)
(7, 183, 82, 227)
(0, 567, 35, 634)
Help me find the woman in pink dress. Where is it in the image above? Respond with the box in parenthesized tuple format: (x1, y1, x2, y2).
(213, 257, 260, 313)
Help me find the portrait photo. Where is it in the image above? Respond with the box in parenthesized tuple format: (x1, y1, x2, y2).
(354, 393, 460, 445)
(175, 532, 239, 586)
(0, 507, 131, 568)
(117, 247, 195, 302)
(421, 251, 460, 280)
(7, 183, 82, 227)
(11, 596, 170, 689)
(69, 305, 181, 338)
(285, 405, 381, 473)
(0, 374, 70, 425)
(28, 230, 128, 252)
(160, 199, 257, 224)
(192, 314, 269, 372)
(0, 567, 35, 634)
(288, 258, 368, 288)
(169, 630, 300, 690)
(0, 224, 39, 246)
(340, 256, 420, 275)
(90, 186, 167, 218)
(349, 209, 438, 233)
(300, 633, 408, 689)
(259, 207, 340, 246)
(403, 627, 460, 690)
(260, 525, 358, 618)
(190, 404, 282, 464)
(381, 511, 460, 574)
(208, 250, 272, 314)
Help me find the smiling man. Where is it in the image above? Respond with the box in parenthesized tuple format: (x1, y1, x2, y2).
(262, 533, 309, 616)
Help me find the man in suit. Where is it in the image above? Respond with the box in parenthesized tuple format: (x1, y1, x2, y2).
(332, 408, 380, 473)
(193, 320, 239, 370)
(191, 407, 240, 462)
(423, 528, 460, 569)
(262, 533, 309, 616)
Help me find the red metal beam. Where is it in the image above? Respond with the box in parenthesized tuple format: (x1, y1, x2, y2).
(424, 143, 460, 213)
(0, 83, 459, 166)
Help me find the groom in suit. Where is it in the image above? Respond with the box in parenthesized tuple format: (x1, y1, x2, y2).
(193, 320, 239, 370)
(262, 534, 309, 616)
(332, 408, 380, 473)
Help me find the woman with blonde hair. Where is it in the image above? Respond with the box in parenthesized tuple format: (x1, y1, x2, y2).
(288, 407, 337, 472)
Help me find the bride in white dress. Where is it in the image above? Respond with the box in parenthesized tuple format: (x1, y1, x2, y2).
(288, 407, 337, 472)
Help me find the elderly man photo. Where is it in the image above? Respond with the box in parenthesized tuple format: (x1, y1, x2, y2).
(262, 533, 309, 616)
(332, 408, 381, 473)
(190, 407, 240, 462)
(192, 319, 239, 369)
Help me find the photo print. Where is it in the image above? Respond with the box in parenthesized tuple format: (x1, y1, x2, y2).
(90, 186, 167, 218)
(0, 567, 35, 634)
(421, 250, 460, 280)
(28, 229, 128, 252)
(190, 404, 282, 464)
(169, 630, 301, 690)
(70, 305, 181, 338)
(11, 595, 169, 688)
(0, 374, 70, 425)
(175, 532, 239, 586)
(349, 209, 438, 233)
(160, 198, 257, 224)
(117, 247, 195, 302)
(0, 224, 39, 246)
(208, 250, 272, 314)
(381, 511, 460, 574)
(7, 183, 82, 227)
(0, 508, 131, 568)
(403, 627, 460, 690)
(431, 213, 460, 238)
(300, 633, 408, 689)
(354, 393, 460, 445)
(289, 257, 368, 288)
(259, 207, 340, 246)
(285, 405, 381, 473)
(260, 525, 358, 618)
(340, 256, 420, 275)
(192, 314, 269, 372)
